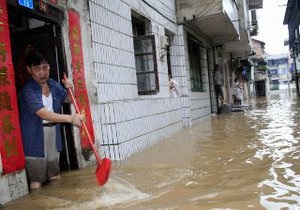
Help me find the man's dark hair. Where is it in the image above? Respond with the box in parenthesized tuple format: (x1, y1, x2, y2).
(25, 50, 49, 67)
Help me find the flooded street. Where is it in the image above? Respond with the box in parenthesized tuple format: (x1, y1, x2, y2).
(3, 90, 300, 210)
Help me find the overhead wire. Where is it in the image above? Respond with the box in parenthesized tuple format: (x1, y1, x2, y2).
(189, 1, 222, 24)
(140, 0, 176, 24)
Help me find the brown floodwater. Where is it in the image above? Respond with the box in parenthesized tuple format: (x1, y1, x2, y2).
(3, 90, 300, 210)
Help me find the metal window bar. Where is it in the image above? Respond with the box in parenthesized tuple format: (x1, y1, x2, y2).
(134, 35, 159, 94)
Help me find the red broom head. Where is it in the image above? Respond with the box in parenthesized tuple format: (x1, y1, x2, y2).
(95, 158, 111, 186)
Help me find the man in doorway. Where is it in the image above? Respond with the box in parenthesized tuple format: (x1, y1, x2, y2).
(213, 64, 224, 113)
(19, 50, 84, 190)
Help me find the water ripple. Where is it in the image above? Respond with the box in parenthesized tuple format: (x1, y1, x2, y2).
(249, 96, 300, 209)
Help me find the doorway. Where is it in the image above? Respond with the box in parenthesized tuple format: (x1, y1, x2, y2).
(7, 2, 79, 171)
(255, 80, 266, 97)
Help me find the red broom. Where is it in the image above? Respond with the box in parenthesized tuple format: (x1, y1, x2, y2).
(64, 75, 111, 186)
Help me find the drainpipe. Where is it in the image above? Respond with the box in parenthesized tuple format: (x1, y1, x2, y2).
(207, 50, 213, 114)
(293, 56, 300, 97)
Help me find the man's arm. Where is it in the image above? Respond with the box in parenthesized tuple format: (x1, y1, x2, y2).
(35, 108, 83, 127)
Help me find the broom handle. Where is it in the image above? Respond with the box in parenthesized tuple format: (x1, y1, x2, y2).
(64, 75, 102, 164)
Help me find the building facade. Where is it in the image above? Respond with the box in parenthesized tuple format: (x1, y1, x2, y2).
(250, 38, 268, 97)
(267, 54, 292, 90)
(284, 0, 300, 96)
(0, 0, 262, 204)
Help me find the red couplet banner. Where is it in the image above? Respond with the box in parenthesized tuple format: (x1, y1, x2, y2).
(68, 9, 95, 148)
(0, 0, 25, 174)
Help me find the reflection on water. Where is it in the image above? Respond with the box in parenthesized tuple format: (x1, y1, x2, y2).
(248, 92, 300, 210)
(3, 90, 300, 210)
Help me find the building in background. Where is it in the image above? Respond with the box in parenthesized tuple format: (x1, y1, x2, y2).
(249, 38, 268, 97)
(176, 0, 263, 111)
(284, 0, 300, 96)
(266, 54, 292, 90)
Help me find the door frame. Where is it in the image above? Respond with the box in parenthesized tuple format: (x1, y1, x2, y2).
(7, 1, 79, 171)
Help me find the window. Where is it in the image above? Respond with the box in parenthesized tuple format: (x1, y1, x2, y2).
(188, 36, 203, 92)
(165, 31, 173, 78)
(167, 42, 172, 77)
(134, 36, 158, 94)
(270, 69, 278, 75)
(132, 14, 158, 95)
(132, 16, 146, 36)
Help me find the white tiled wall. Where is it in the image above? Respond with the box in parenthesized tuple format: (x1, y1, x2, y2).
(0, 170, 28, 204)
(88, 0, 214, 160)
(93, 98, 182, 160)
(89, 0, 185, 160)
(173, 26, 191, 127)
(180, 26, 213, 125)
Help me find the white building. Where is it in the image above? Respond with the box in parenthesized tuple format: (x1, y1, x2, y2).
(266, 53, 292, 90)
(0, 0, 262, 204)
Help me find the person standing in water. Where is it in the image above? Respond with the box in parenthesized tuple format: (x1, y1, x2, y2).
(234, 77, 243, 105)
(19, 50, 84, 190)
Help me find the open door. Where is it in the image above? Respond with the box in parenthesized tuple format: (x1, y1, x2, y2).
(8, 5, 79, 171)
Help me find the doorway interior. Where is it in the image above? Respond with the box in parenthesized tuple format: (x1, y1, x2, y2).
(7, 2, 79, 171)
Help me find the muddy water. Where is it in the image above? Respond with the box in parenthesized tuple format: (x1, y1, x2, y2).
(3, 90, 300, 210)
